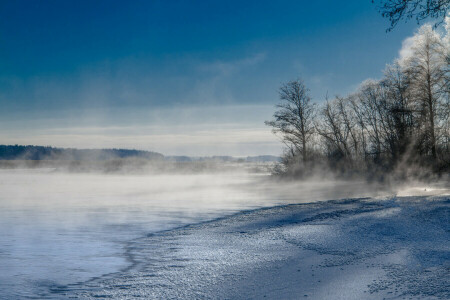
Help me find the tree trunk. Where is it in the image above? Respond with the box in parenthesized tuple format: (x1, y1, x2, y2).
(426, 70, 437, 159)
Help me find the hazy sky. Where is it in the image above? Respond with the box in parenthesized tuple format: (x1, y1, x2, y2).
(0, 0, 422, 156)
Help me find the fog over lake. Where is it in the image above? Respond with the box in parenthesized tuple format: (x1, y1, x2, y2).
(0, 166, 392, 298)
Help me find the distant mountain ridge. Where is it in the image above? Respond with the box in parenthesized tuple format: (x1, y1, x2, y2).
(0, 145, 280, 163)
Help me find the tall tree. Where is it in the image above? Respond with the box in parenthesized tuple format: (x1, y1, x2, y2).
(316, 97, 355, 161)
(381, 62, 414, 161)
(402, 24, 448, 159)
(266, 79, 316, 165)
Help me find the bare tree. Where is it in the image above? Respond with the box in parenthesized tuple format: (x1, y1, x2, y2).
(357, 80, 385, 160)
(266, 21, 449, 178)
(403, 25, 447, 159)
(349, 95, 369, 162)
(381, 63, 415, 161)
(316, 97, 354, 160)
(373, 0, 449, 30)
(265, 79, 316, 165)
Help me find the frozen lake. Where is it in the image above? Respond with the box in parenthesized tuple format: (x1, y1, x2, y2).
(0, 168, 272, 298)
(0, 167, 401, 298)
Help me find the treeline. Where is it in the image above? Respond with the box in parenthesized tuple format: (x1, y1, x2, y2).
(0, 145, 281, 163)
(267, 23, 449, 180)
(166, 155, 281, 163)
(0, 145, 164, 161)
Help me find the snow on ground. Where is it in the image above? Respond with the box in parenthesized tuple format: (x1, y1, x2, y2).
(61, 195, 449, 299)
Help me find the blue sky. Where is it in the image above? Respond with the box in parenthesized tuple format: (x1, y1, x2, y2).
(0, 0, 421, 155)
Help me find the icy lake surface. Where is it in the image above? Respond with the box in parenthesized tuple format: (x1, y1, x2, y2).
(0, 168, 445, 298)
(0, 168, 272, 298)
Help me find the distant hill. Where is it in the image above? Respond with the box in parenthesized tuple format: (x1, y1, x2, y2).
(0, 145, 280, 163)
(0, 145, 164, 161)
(166, 155, 281, 163)
(245, 155, 281, 162)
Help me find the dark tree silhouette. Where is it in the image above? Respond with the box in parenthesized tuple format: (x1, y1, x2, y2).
(265, 79, 316, 165)
(373, 0, 449, 30)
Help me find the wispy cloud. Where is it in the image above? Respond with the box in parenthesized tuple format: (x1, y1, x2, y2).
(198, 53, 267, 76)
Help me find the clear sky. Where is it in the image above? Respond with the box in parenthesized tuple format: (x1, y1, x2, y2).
(0, 0, 422, 156)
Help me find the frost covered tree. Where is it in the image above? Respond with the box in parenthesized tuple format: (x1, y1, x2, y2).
(401, 23, 449, 159)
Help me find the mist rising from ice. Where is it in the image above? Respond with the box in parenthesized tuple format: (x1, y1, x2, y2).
(0, 165, 448, 298)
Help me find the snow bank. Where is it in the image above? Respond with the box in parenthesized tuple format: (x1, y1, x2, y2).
(66, 196, 449, 299)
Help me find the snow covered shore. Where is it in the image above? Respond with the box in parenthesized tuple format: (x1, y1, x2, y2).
(67, 195, 449, 299)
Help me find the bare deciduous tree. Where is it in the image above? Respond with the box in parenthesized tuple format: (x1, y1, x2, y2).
(382, 62, 414, 160)
(402, 24, 448, 159)
(316, 97, 353, 160)
(267, 21, 449, 178)
(265, 79, 316, 165)
(373, 0, 449, 30)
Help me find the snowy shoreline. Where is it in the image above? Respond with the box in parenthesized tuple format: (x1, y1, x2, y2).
(63, 195, 450, 300)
